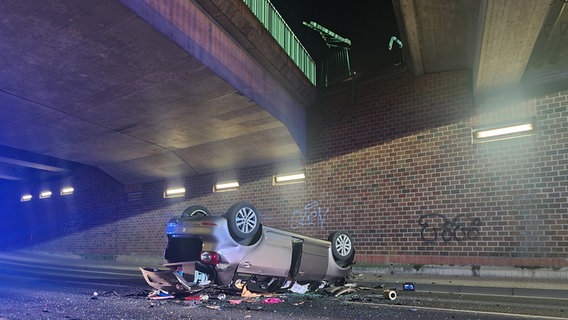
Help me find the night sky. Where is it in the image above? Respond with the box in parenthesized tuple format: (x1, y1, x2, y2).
(269, 0, 403, 77)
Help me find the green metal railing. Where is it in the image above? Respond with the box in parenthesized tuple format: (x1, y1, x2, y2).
(243, 0, 316, 86)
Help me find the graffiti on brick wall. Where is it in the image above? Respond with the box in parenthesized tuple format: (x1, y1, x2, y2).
(290, 201, 329, 230)
(418, 213, 481, 243)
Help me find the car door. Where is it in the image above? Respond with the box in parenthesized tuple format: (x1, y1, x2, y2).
(236, 229, 292, 278)
(293, 237, 329, 281)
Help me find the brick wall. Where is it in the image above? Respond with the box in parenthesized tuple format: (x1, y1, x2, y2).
(22, 162, 306, 259)
(9, 68, 567, 268)
(306, 69, 568, 267)
(3, 166, 124, 252)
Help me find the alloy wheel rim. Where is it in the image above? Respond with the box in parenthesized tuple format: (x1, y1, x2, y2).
(236, 207, 257, 234)
(335, 234, 352, 256)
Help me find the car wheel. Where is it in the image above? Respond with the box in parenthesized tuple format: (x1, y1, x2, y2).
(181, 205, 211, 219)
(225, 201, 261, 242)
(329, 231, 355, 267)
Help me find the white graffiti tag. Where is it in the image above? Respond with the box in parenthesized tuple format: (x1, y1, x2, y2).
(290, 201, 329, 230)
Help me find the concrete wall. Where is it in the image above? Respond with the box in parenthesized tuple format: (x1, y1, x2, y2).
(5, 69, 567, 268)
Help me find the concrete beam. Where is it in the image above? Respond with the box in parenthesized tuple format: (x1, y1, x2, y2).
(194, 0, 316, 105)
(392, 0, 424, 75)
(119, 0, 307, 154)
(0, 156, 66, 172)
(473, 0, 549, 99)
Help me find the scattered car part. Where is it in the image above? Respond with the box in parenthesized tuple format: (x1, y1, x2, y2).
(383, 289, 397, 300)
(403, 282, 415, 291)
(334, 287, 358, 297)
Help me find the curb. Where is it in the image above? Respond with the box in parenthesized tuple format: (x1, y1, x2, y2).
(400, 283, 568, 300)
(352, 265, 568, 300)
(353, 264, 568, 280)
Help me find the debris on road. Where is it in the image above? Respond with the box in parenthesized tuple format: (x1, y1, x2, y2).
(136, 267, 410, 315)
(90, 290, 120, 300)
(332, 286, 358, 297)
(241, 285, 262, 298)
(289, 282, 310, 294)
(261, 297, 284, 304)
(403, 282, 415, 291)
(205, 305, 221, 310)
(184, 295, 201, 302)
(148, 290, 174, 300)
(383, 289, 397, 301)
(140, 276, 403, 303)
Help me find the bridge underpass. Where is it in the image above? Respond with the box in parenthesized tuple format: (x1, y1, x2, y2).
(0, 0, 314, 186)
(2, 0, 566, 187)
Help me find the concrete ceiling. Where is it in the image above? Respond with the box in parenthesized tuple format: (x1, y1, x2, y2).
(0, 0, 308, 186)
(393, 0, 568, 103)
(2, 0, 568, 187)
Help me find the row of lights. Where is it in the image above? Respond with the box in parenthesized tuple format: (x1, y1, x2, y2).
(16, 122, 532, 203)
(161, 122, 533, 199)
(161, 122, 531, 199)
(20, 187, 75, 202)
(17, 124, 530, 203)
(164, 173, 306, 198)
(19, 173, 305, 201)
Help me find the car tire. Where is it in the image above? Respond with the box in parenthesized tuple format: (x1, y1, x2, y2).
(181, 205, 211, 219)
(328, 231, 355, 267)
(225, 201, 261, 242)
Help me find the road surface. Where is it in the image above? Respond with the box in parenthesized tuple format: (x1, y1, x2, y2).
(0, 253, 566, 320)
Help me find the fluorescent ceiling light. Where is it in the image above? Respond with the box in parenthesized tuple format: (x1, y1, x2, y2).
(273, 173, 305, 185)
(476, 123, 533, 139)
(39, 191, 52, 199)
(214, 181, 239, 192)
(60, 187, 74, 195)
(164, 187, 186, 198)
(20, 194, 32, 202)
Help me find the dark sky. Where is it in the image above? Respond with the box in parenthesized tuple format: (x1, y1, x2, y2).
(269, 0, 403, 76)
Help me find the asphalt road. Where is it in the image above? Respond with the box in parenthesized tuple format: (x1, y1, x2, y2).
(0, 255, 566, 320)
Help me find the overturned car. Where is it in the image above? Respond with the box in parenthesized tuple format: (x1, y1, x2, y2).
(141, 201, 355, 293)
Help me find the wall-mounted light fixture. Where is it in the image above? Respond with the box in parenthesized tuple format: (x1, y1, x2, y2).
(213, 181, 239, 192)
(39, 190, 52, 199)
(273, 172, 305, 186)
(164, 187, 186, 198)
(472, 120, 535, 143)
(20, 194, 32, 202)
(60, 187, 74, 196)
